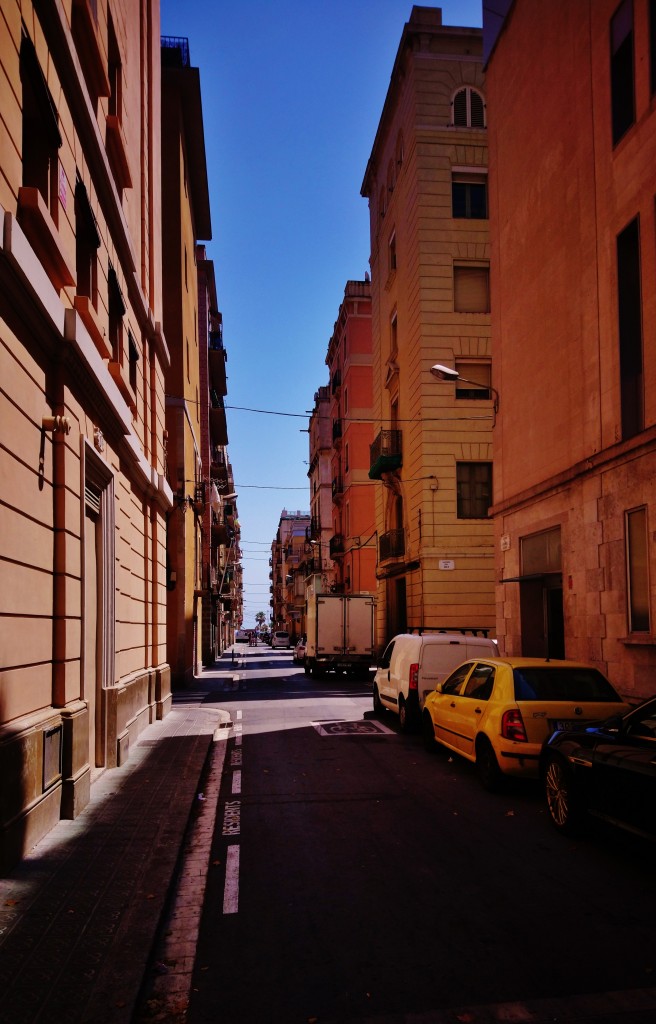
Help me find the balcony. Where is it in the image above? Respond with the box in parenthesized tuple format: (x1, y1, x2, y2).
(331, 369, 341, 394)
(332, 476, 344, 501)
(329, 535, 345, 558)
(379, 528, 405, 561)
(332, 419, 342, 444)
(369, 429, 402, 479)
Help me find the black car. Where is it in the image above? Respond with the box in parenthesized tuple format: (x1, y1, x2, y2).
(541, 695, 656, 840)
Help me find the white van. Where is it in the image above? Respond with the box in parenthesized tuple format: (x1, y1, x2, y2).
(271, 630, 291, 649)
(373, 632, 498, 732)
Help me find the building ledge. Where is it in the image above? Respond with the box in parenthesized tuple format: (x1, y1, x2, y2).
(73, 294, 110, 358)
(17, 187, 75, 291)
(106, 115, 133, 189)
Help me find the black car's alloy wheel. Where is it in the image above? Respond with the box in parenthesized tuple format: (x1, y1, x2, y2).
(544, 754, 582, 834)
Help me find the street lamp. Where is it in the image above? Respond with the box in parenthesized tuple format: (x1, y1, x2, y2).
(430, 363, 499, 417)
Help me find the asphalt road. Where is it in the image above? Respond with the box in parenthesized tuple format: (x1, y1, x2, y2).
(184, 647, 656, 1024)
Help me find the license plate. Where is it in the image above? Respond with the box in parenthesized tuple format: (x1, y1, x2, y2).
(552, 718, 586, 732)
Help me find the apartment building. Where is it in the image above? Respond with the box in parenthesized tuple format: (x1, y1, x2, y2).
(307, 385, 336, 593)
(485, 0, 656, 698)
(196, 247, 241, 660)
(161, 35, 213, 686)
(0, 1, 169, 870)
(326, 280, 376, 595)
(361, 6, 494, 648)
(270, 510, 311, 639)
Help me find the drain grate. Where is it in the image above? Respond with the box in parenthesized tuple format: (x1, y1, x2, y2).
(312, 720, 393, 737)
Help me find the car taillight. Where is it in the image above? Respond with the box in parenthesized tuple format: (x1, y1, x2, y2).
(409, 663, 419, 690)
(502, 708, 527, 742)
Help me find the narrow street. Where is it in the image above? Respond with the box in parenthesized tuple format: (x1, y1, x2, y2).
(169, 645, 655, 1023)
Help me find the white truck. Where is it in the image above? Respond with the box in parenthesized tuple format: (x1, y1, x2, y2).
(304, 588, 376, 680)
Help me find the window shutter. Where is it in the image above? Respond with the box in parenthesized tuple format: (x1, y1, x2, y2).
(453, 89, 467, 126)
(470, 91, 485, 128)
(85, 482, 102, 515)
(454, 266, 490, 313)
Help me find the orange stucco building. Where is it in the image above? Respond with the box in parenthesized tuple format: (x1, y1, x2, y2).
(326, 279, 376, 595)
(362, 7, 495, 649)
(485, 0, 656, 697)
(0, 1, 170, 870)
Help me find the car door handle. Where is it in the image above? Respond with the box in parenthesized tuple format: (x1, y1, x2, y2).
(475, 707, 482, 714)
(450, 701, 456, 707)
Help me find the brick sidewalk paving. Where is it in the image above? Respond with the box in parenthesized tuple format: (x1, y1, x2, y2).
(0, 700, 230, 1024)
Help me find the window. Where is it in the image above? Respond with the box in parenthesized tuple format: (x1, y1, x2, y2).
(389, 231, 397, 273)
(454, 264, 490, 313)
(442, 663, 470, 695)
(108, 264, 126, 362)
(396, 131, 404, 168)
(387, 159, 395, 195)
(453, 87, 486, 128)
(379, 185, 386, 220)
(75, 178, 100, 304)
(457, 462, 492, 519)
(390, 310, 398, 355)
(617, 217, 643, 439)
(20, 30, 62, 220)
(611, 0, 635, 145)
(626, 507, 650, 632)
(345, 443, 349, 474)
(452, 173, 488, 218)
(463, 664, 495, 700)
(128, 331, 139, 396)
(455, 359, 491, 400)
(651, 0, 656, 95)
(108, 13, 122, 121)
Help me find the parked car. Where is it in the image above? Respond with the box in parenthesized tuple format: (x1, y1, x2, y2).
(293, 635, 307, 664)
(234, 629, 250, 645)
(373, 632, 498, 732)
(271, 630, 291, 649)
(422, 657, 629, 790)
(541, 695, 656, 839)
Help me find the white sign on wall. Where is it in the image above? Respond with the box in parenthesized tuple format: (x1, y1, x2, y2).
(439, 559, 455, 570)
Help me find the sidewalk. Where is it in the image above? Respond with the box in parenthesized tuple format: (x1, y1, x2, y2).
(0, 684, 232, 1024)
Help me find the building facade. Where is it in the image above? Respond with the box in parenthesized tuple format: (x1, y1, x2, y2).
(326, 280, 377, 595)
(361, 6, 495, 650)
(270, 510, 311, 639)
(485, 0, 656, 698)
(0, 0, 170, 871)
(196, 247, 241, 661)
(306, 385, 336, 595)
(161, 35, 212, 687)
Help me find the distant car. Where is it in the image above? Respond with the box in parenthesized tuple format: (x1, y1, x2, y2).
(271, 630, 291, 649)
(234, 630, 249, 645)
(541, 695, 656, 839)
(293, 636, 307, 664)
(422, 657, 629, 790)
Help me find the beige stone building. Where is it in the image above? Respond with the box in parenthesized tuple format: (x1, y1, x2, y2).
(485, 0, 656, 698)
(161, 36, 214, 686)
(361, 6, 494, 649)
(0, 1, 170, 870)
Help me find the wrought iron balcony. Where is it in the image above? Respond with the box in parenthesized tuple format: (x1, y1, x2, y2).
(332, 476, 344, 500)
(332, 419, 342, 443)
(369, 429, 402, 479)
(379, 528, 405, 561)
(329, 535, 345, 558)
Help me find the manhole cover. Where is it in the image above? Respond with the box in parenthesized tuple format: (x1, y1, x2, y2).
(312, 720, 393, 736)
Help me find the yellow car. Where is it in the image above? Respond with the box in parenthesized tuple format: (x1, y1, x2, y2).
(422, 657, 629, 790)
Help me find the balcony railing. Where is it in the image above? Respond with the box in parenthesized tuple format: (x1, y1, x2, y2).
(332, 476, 344, 500)
(369, 429, 402, 479)
(329, 535, 344, 558)
(379, 528, 405, 561)
(332, 419, 342, 443)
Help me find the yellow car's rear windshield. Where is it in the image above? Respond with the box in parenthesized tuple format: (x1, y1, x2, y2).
(512, 667, 621, 702)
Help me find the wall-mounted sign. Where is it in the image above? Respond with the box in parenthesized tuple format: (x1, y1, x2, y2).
(500, 534, 511, 551)
(439, 559, 455, 570)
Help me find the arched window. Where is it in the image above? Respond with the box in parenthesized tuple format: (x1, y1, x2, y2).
(452, 87, 486, 128)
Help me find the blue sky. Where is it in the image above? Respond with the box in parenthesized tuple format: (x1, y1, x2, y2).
(160, 0, 483, 627)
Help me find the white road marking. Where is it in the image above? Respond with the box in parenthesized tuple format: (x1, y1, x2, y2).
(223, 845, 240, 914)
(232, 770, 242, 794)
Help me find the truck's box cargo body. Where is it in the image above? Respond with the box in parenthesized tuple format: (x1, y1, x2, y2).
(305, 587, 375, 679)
